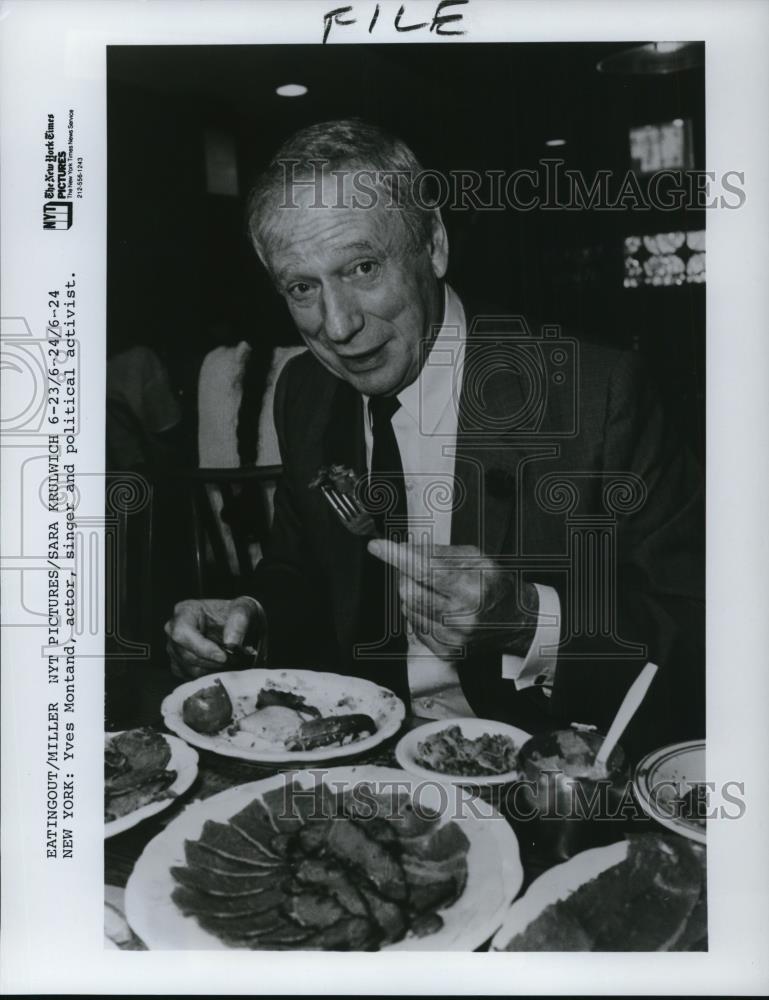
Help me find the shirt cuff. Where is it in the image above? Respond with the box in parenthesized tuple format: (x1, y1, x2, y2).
(501, 584, 561, 692)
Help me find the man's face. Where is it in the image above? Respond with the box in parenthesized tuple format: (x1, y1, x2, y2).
(259, 177, 448, 396)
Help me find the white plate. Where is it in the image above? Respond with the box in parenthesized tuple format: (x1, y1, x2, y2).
(125, 765, 522, 951)
(394, 717, 531, 786)
(633, 740, 707, 844)
(105, 732, 199, 838)
(161, 668, 405, 764)
(491, 840, 629, 951)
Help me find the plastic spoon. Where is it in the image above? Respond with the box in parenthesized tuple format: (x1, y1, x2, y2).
(594, 662, 659, 772)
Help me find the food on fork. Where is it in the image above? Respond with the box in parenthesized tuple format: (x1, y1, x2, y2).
(309, 464, 379, 538)
(309, 464, 360, 495)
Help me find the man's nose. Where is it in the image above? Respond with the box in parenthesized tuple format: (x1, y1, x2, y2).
(321, 285, 365, 343)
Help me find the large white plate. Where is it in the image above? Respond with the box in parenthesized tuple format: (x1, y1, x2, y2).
(633, 740, 706, 844)
(105, 732, 199, 838)
(161, 668, 405, 764)
(491, 840, 629, 951)
(125, 765, 522, 951)
(395, 717, 531, 786)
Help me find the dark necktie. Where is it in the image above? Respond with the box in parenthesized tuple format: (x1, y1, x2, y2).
(367, 395, 408, 540)
(354, 395, 409, 699)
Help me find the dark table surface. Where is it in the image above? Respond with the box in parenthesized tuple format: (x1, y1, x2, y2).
(104, 660, 673, 949)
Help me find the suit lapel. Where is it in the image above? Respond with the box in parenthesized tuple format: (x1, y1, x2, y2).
(451, 313, 528, 556)
(321, 378, 367, 648)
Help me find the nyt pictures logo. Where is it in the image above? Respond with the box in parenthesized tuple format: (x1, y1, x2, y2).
(43, 113, 72, 230)
(43, 201, 72, 231)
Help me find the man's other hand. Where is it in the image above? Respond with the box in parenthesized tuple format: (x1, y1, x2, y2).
(164, 596, 261, 679)
(367, 540, 538, 659)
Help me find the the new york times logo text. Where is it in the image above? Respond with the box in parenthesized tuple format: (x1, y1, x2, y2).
(43, 113, 72, 230)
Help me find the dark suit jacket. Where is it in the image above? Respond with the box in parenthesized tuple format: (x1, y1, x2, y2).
(250, 301, 705, 762)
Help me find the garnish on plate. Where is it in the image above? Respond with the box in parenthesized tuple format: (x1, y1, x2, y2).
(415, 725, 519, 777)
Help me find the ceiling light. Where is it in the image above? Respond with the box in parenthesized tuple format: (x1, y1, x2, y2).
(597, 42, 704, 75)
(545, 138, 567, 147)
(276, 83, 308, 97)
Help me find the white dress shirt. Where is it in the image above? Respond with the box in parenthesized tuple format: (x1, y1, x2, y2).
(363, 285, 561, 719)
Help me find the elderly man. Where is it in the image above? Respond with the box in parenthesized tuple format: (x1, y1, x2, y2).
(165, 119, 704, 758)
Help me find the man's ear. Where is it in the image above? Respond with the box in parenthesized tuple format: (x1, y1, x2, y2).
(428, 209, 449, 280)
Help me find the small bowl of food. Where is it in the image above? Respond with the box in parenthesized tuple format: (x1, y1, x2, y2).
(395, 718, 532, 787)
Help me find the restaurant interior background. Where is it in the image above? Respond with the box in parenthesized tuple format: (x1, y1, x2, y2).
(105, 42, 705, 712)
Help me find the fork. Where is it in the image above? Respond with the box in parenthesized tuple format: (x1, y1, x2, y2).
(319, 484, 381, 539)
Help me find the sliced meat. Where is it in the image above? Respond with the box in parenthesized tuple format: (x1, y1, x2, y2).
(247, 925, 314, 949)
(340, 783, 380, 822)
(196, 908, 278, 936)
(298, 818, 332, 855)
(579, 835, 702, 951)
(406, 878, 456, 915)
(303, 916, 375, 951)
(282, 893, 346, 929)
(228, 798, 281, 842)
(197, 913, 311, 949)
(324, 819, 407, 903)
(172, 883, 286, 918)
(261, 782, 307, 834)
(401, 821, 470, 861)
(351, 816, 400, 849)
(410, 911, 444, 938)
(294, 858, 369, 917)
(358, 885, 407, 945)
(108, 728, 171, 780)
(105, 771, 176, 820)
(171, 865, 286, 897)
(312, 782, 345, 821)
(504, 900, 592, 951)
(401, 840, 469, 913)
(184, 839, 285, 876)
(198, 819, 283, 868)
(268, 833, 294, 858)
(401, 848, 468, 885)
(379, 793, 441, 838)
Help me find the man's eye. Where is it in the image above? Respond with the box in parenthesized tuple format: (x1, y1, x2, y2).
(353, 260, 379, 279)
(287, 282, 314, 301)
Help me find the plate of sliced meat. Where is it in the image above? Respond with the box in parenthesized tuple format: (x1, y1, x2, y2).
(105, 729, 199, 838)
(124, 766, 522, 951)
(491, 833, 707, 951)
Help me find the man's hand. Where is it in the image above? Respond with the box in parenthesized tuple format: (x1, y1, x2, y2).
(164, 597, 263, 679)
(367, 540, 538, 659)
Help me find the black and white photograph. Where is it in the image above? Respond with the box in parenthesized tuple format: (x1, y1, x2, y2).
(104, 39, 709, 952)
(1, 1, 768, 994)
